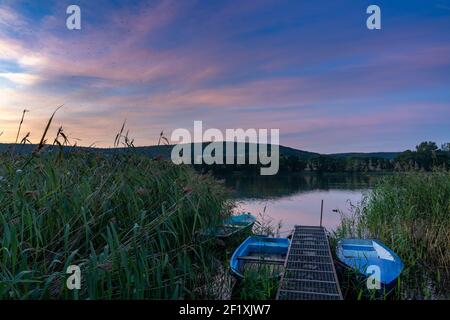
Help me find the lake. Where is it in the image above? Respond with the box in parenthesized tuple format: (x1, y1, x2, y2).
(222, 173, 385, 234)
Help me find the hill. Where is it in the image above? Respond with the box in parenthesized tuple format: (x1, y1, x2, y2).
(328, 152, 399, 160)
(0, 142, 396, 160)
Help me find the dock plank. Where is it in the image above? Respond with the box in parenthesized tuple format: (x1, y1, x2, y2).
(276, 225, 343, 300)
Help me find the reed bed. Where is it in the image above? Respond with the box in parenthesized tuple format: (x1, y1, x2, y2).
(335, 171, 450, 299)
(236, 267, 280, 300)
(0, 151, 231, 299)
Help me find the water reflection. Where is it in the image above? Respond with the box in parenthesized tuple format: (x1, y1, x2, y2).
(220, 173, 384, 233)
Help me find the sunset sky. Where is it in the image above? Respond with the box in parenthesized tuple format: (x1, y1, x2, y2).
(0, 0, 449, 153)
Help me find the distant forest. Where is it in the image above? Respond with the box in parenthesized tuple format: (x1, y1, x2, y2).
(196, 141, 450, 174)
(1, 140, 448, 174)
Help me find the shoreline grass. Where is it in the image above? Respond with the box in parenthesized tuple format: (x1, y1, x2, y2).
(334, 171, 450, 299)
(0, 152, 232, 299)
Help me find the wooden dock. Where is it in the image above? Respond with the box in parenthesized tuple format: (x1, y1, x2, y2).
(276, 225, 343, 300)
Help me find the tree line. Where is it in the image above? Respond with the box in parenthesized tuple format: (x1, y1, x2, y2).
(195, 141, 450, 174)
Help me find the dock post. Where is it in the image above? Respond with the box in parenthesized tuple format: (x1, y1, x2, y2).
(320, 199, 324, 227)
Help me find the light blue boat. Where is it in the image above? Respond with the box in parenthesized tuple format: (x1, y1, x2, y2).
(336, 238, 404, 287)
(223, 213, 257, 227)
(202, 213, 257, 239)
(230, 236, 290, 278)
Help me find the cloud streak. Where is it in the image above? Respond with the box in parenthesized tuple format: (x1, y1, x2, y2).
(0, 0, 449, 151)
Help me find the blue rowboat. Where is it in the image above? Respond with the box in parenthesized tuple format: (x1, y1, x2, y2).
(336, 238, 404, 287)
(223, 213, 257, 228)
(206, 213, 257, 239)
(230, 236, 290, 279)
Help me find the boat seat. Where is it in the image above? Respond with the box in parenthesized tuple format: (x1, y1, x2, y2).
(237, 256, 286, 264)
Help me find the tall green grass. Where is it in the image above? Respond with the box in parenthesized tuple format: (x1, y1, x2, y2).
(0, 152, 231, 299)
(335, 171, 450, 299)
(237, 267, 280, 300)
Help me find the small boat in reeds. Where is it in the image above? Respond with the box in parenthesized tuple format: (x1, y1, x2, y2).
(206, 213, 257, 239)
(230, 236, 290, 279)
(335, 238, 404, 292)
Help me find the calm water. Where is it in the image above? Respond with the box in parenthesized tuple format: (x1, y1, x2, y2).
(222, 173, 384, 233)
